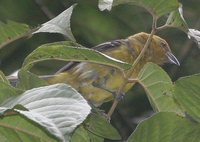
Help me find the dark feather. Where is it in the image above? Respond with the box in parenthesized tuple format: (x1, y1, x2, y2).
(56, 39, 124, 73)
(56, 62, 79, 73)
(92, 39, 123, 51)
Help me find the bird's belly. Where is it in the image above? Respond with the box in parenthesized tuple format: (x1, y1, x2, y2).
(78, 66, 135, 106)
(49, 62, 137, 106)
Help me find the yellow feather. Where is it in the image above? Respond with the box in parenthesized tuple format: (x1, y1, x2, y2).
(48, 32, 178, 106)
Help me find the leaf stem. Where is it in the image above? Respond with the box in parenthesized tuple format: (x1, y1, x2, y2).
(107, 16, 157, 118)
(156, 24, 170, 31)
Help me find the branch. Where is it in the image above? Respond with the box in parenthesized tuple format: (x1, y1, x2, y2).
(107, 16, 157, 118)
(34, 0, 55, 19)
(156, 24, 170, 31)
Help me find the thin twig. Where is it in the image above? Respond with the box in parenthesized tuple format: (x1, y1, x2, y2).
(156, 24, 170, 31)
(34, 0, 55, 19)
(127, 78, 139, 83)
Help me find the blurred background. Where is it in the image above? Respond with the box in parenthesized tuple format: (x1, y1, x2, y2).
(0, 0, 199, 141)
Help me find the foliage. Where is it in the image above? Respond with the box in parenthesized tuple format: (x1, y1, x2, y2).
(0, 0, 199, 142)
(22, 41, 131, 71)
(0, 20, 30, 49)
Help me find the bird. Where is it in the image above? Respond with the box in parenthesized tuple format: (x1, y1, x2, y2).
(48, 32, 180, 106)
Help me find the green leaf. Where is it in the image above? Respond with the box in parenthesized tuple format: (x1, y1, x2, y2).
(71, 125, 104, 142)
(165, 5, 200, 48)
(33, 4, 76, 41)
(165, 5, 188, 31)
(22, 41, 131, 71)
(0, 20, 30, 49)
(71, 125, 90, 142)
(88, 131, 104, 142)
(0, 110, 59, 142)
(1, 84, 91, 141)
(99, 0, 179, 18)
(166, 5, 189, 32)
(0, 71, 10, 85)
(174, 73, 200, 122)
(0, 81, 23, 105)
(127, 112, 200, 142)
(17, 69, 48, 90)
(86, 113, 121, 140)
(138, 63, 183, 115)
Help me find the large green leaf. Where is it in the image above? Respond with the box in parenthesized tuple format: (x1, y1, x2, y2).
(22, 41, 131, 71)
(165, 5, 200, 48)
(0, 69, 22, 105)
(71, 125, 104, 142)
(165, 5, 188, 31)
(87, 131, 104, 142)
(71, 125, 90, 142)
(0, 84, 91, 141)
(99, 0, 179, 18)
(127, 112, 200, 142)
(138, 63, 183, 115)
(0, 20, 30, 49)
(0, 71, 10, 85)
(174, 73, 200, 122)
(85, 113, 121, 140)
(0, 111, 59, 142)
(17, 69, 48, 90)
(33, 4, 76, 41)
(0, 81, 23, 105)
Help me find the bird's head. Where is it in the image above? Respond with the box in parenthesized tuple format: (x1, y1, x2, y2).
(128, 32, 180, 66)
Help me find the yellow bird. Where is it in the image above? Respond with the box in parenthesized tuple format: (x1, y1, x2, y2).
(49, 32, 179, 106)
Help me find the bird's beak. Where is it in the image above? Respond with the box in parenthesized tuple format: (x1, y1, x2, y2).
(166, 52, 180, 66)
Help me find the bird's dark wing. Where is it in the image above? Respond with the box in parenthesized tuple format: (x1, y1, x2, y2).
(92, 39, 123, 51)
(56, 39, 124, 73)
(56, 61, 79, 73)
